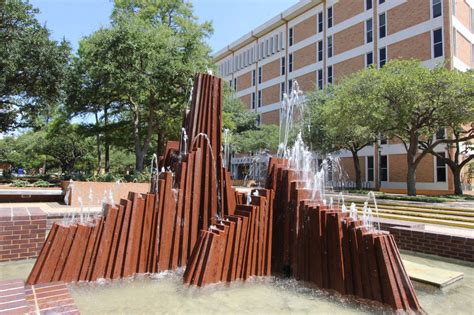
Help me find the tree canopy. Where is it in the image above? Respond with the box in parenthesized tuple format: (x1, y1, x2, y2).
(0, 0, 71, 132)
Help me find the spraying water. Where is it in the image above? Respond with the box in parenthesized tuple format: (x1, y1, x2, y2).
(223, 129, 230, 169)
(191, 133, 222, 219)
(181, 128, 188, 157)
(277, 80, 305, 158)
(64, 179, 74, 205)
(366, 191, 381, 231)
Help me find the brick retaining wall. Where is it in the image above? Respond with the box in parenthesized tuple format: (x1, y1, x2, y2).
(378, 219, 474, 262)
(0, 207, 47, 262)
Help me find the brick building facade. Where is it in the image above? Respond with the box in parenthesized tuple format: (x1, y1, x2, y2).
(214, 0, 473, 194)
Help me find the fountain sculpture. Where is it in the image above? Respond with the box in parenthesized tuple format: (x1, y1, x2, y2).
(26, 73, 422, 312)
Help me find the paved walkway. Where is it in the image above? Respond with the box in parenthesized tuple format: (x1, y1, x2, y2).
(0, 202, 102, 216)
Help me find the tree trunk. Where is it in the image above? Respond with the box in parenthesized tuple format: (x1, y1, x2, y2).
(452, 166, 463, 195)
(406, 163, 417, 196)
(104, 106, 110, 173)
(94, 111, 101, 173)
(351, 150, 362, 190)
(406, 132, 419, 196)
(135, 150, 145, 172)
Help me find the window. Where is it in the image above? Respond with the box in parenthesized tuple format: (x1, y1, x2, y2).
(289, 53, 293, 72)
(327, 6, 333, 28)
(280, 82, 285, 101)
(366, 51, 373, 67)
(380, 135, 387, 145)
(229, 80, 232, 89)
(288, 79, 293, 94)
(379, 13, 386, 38)
(317, 40, 323, 61)
(233, 78, 237, 91)
(251, 92, 256, 109)
(380, 155, 388, 181)
(327, 66, 333, 84)
(432, 0, 442, 18)
(318, 69, 323, 89)
(436, 153, 447, 182)
(256, 114, 261, 126)
(366, 18, 373, 43)
(366, 0, 372, 10)
(281, 57, 286, 75)
(258, 66, 262, 84)
(379, 47, 387, 68)
(436, 128, 446, 139)
(379, 0, 385, 3)
(327, 35, 333, 58)
(252, 70, 256, 86)
(258, 90, 262, 108)
(318, 12, 323, 33)
(289, 27, 294, 46)
(367, 156, 374, 181)
(433, 28, 443, 58)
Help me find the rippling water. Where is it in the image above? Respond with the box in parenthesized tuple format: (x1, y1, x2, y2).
(1, 252, 472, 314)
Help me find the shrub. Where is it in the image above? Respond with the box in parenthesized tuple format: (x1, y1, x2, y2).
(33, 180, 51, 187)
(11, 180, 29, 187)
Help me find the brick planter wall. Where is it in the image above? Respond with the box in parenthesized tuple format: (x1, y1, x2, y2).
(0, 207, 47, 262)
(378, 219, 474, 262)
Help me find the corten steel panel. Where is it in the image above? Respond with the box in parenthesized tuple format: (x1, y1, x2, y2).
(195, 231, 213, 286)
(189, 149, 203, 254)
(52, 225, 77, 282)
(349, 222, 364, 297)
(139, 194, 155, 273)
(341, 219, 354, 295)
(375, 236, 403, 310)
(171, 162, 187, 269)
(123, 193, 145, 277)
(356, 228, 373, 299)
(27, 224, 59, 285)
(326, 213, 345, 294)
(385, 235, 410, 310)
(113, 200, 132, 279)
(61, 224, 92, 282)
(183, 230, 207, 284)
(92, 206, 118, 280)
(157, 172, 177, 272)
(387, 235, 421, 311)
(180, 153, 194, 265)
(365, 234, 383, 303)
(226, 216, 242, 281)
(79, 219, 103, 281)
(36, 225, 69, 284)
(108, 204, 126, 278)
(220, 221, 235, 281)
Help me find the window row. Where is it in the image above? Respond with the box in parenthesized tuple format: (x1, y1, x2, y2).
(219, 32, 285, 77)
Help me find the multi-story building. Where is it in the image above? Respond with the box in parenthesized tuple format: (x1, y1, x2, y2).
(214, 0, 473, 194)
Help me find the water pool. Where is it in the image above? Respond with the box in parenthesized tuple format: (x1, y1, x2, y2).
(1, 252, 471, 314)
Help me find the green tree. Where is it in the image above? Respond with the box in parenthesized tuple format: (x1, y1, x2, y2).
(417, 69, 474, 195)
(221, 85, 279, 154)
(42, 118, 94, 175)
(306, 69, 384, 189)
(377, 60, 474, 196)
(72, 0, 213, 172)
(0, 0, 70, 132)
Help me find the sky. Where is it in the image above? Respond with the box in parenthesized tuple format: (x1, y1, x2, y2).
(29, 0, 297, 54)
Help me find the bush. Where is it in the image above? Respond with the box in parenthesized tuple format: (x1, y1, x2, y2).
(87, 173, 123, 183)
(11, 180, 29, 187)
(33, 180, 51, 187)
(123, 171, 151, 183)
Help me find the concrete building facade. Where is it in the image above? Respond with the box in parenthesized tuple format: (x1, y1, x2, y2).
(214, 0, 474, 194)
